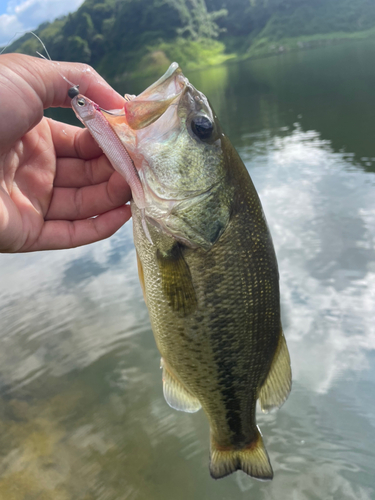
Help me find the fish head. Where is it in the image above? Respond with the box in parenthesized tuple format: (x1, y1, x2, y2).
(71, 94, 101, 123)
(103, 63, 232, 248)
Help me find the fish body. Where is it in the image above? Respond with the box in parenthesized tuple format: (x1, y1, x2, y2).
(87, 64, 292, 480)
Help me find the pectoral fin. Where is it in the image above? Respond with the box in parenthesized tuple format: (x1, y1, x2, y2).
(161, 359, 201, 413)
(156, 243, 197, 316)
(258, 329, 292, 413)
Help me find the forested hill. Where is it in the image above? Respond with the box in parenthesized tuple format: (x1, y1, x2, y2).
(4, 0, 375, 79)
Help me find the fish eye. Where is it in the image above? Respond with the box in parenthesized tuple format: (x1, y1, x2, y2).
(191, 116, 214, 141)
(77, 98, 86, 107)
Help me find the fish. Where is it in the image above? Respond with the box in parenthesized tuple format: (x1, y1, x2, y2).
(70, 63, 292, 480)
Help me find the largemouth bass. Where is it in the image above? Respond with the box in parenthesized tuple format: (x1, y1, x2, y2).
(71, 63, 292, 480)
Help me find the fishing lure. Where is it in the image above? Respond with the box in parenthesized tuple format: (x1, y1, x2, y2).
(69, 87, 152, 244)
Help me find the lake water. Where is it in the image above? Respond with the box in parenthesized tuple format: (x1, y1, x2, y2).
(1, 39, 375, 499)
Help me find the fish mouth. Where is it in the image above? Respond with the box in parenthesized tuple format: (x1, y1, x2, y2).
(123, 62, 188, 130)
(100, 62, 189, 168)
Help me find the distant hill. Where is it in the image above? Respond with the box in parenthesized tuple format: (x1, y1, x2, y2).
(3, 0, 375, 80)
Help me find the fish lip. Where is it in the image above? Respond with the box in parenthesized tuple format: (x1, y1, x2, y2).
(137, 62, 187, 101)
(122, 63, 188, 130)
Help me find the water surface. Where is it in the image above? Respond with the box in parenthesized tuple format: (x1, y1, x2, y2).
(2, 40, 375, 499)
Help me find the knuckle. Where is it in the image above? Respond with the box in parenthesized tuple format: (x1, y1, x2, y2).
(73, 128, 82, 158)
(67, 222, 76, 248)
(73, 188, 84, 218)
(84, 160, 95, 185)
(77, 63, 94, 74)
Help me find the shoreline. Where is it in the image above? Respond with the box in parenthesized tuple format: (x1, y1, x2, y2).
(122, 28, 375, 81)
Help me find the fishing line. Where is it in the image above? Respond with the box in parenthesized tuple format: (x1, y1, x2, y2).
(32, 34, 125, 114)
(2, 31, 54, 70)
(0, 31, 28, 55)
(32, 34, 80, 92)
(1, 30, 81, 93)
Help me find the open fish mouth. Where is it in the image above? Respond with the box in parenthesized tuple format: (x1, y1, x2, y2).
(123, 62, 188, 130)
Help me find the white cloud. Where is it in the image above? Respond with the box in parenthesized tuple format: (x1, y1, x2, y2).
(0, 13, 24, 45)
(0, 0, 85, 46)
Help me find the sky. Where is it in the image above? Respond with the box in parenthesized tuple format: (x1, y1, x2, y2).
(0, 0, 85, 46)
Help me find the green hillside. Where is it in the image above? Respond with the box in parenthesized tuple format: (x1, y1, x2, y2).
(3, 0, 375, 79)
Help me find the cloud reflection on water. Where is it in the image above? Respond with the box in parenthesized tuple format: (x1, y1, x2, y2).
(244, 125, 375, 396)
(0, 222, 149, 386)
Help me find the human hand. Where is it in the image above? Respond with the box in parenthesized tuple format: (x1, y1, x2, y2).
(0, 53, 131, 252)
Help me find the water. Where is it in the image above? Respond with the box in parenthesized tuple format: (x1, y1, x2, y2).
(2, 39, 375, 499)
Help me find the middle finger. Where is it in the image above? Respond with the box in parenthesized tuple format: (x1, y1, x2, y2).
(46, 171, 131, 221)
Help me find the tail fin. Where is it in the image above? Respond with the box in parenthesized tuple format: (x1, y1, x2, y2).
(209, 427, 273, 480)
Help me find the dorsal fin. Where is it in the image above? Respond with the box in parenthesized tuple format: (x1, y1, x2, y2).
(258, 328, 292, 413)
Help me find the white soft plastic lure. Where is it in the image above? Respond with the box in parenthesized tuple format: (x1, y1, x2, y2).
(69, 90, 152, 244)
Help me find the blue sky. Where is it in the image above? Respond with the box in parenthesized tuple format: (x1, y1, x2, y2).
(0, 0, 84, 46)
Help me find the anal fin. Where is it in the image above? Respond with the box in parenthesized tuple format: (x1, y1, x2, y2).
(161, 358, 201, 413)
(258, 328, 292, 413)
(209, 427, 273, 480)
